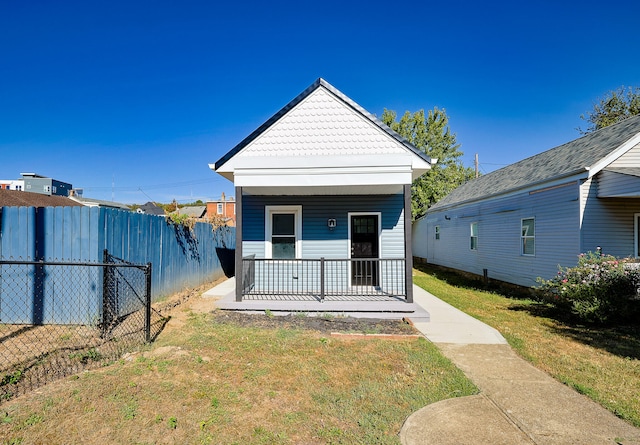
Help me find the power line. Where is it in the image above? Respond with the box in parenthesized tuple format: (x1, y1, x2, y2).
(81, 177, 220, 192)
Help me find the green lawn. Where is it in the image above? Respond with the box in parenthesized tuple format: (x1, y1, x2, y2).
(413, 263, 640, 427)
(1, 308, 476, 445)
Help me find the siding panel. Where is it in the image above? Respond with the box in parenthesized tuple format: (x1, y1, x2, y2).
(608, 142, 640, 167)
(417, 182, 581, 286)
(242, 194, 405, 259)
(581, 178, 639, 257)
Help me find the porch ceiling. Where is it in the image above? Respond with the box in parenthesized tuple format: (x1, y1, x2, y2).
(597, 168, 640, 198)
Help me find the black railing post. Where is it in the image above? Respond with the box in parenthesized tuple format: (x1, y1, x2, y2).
(320, 257, 325, 302)
(144, 262, 152, 343)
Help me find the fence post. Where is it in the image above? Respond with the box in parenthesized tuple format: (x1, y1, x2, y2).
(320, 257, 325, 303)
(145, 262, 152, 343)
(101, 249, 110, 337)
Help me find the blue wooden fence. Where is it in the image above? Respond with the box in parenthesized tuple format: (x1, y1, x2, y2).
(0, 206, 235, 302)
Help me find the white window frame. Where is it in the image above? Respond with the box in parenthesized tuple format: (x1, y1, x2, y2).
(521, 217, 535, 256)
(470, 222, 478, 250)
(216, 203, 223, 214)
(265, 205, 302, 259)
(435, 225, 440, 240)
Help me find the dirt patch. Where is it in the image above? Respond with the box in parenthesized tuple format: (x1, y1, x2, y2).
(207, 310, 420, 335)
(155, 278, 422, 336)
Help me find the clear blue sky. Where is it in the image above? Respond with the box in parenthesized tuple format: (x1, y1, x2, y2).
(2, 0, 639, 204)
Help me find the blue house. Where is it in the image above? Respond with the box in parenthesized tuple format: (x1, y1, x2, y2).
(413, 115, 640, 287)
(211, 79, 434, 303)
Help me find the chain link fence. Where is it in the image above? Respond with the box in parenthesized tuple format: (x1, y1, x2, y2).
(0, 251, 166, 402)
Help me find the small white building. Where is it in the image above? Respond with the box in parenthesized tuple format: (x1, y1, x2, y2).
(0, 179, 24, 191)
(212, 78, 434, 303)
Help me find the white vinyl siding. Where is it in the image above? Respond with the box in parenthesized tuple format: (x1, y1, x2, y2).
(415, 182, 580, 287)
(581, 178, 639, 258)
(607, 142, 640, 167)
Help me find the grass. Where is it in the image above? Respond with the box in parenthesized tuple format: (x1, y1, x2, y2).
(413, 263, 640, 427)
(0, 309, 476, 445)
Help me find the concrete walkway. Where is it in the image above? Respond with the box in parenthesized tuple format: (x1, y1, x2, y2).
(204, 278, 640, 444)
(401, 288, 640, 445)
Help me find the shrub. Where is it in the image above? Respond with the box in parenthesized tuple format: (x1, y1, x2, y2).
(535, 252, 640, 324)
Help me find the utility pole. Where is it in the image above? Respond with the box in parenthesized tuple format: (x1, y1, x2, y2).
(475, 153, 479, 178)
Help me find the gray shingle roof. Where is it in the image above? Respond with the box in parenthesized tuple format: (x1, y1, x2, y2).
(0, 189, 85, 207)
(429, 115, 640, 212)
(179, 206, 206, 218)
(69, 196, 132, 210)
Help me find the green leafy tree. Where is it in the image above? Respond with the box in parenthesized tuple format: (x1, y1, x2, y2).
(381, 107, 475, 219)
(579, 86, 640, 134)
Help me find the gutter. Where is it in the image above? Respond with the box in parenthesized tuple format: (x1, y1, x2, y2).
(428, 167, 589, 214)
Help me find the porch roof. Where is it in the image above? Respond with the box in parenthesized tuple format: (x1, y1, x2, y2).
(211, 78, 434, 188)
(597, 167, 640, 198)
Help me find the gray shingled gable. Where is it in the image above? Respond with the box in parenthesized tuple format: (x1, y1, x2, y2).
(429, 115, 640, 212)
(214, 78, 430, 170)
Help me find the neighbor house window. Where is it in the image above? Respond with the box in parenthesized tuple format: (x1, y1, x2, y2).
(470, 222, 478, 250)
(266, 206, 302, 259)
(435, 225, 440, 240)
(217, 203, 223, 214)
(521, 218, 535, 255)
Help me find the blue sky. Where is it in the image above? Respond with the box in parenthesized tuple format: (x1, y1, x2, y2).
(2, 0, 639, 204)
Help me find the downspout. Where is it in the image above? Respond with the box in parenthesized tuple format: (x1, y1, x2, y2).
(234, 186, 243, 302)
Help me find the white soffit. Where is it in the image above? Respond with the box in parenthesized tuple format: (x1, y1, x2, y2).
(242, 184, 405, 196)
(232, 154, 417, 187)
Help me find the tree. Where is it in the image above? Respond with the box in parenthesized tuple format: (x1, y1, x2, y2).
(381, 107, 475, 219)
(579, 86, 640, 134)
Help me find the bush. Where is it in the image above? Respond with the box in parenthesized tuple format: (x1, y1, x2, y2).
(535, 252, 640, 324)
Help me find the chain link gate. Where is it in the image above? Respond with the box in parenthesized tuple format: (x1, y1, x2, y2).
(0, 251, 164, 402)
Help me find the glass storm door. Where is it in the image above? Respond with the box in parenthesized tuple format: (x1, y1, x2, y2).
(350, 215, 379, 286)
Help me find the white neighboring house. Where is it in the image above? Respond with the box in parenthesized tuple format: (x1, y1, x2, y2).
(0, 179, 24, 191)
(414, 115, 640, 287)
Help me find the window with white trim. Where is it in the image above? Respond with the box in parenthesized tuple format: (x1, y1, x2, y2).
(266, 206, 302, 259)
(470, 222, 478, 250)
(217, 203, 223, 214)
(521, 218, 535, 255)
(435, 225, 440, 240)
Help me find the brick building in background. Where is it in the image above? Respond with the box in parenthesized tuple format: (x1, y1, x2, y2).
(206, 192, 235, 226)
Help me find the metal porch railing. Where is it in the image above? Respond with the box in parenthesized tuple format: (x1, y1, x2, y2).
(240, 257, 406, 301)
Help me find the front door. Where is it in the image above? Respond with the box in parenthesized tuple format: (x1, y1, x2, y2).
(350, 215, 379, 286)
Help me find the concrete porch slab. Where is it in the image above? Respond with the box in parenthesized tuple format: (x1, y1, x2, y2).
(204, 277, 429, 320)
